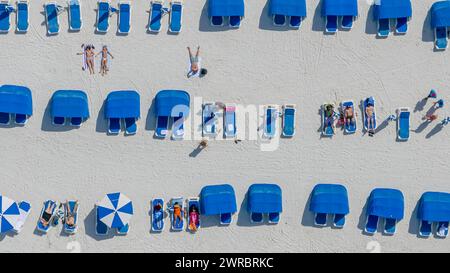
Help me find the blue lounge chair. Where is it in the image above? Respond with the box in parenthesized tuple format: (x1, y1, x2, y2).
(0, 112, 10, 124)
(363, 97, 377, 134)
(187, 197, 200, 232)
(45, 2, 60, 35)
(13, 201, 31, 233)
(0, 0, 11, 32)
(322, 103, 335, 136)
(378, 18, 389, 37)
(169, 0, 182, 33)
(224, 104, 236, 138)
(220, 213, 232, 225)
(282, 104, 295, 137)
(151, 198, 164, 232)
(325, 15, 337, 33)
(108, 118, 121, 134)
(273, 14, 285, 26)
(149, 0, 163, 32)
(169, 197, 184, 231)
(117, 224, 129, 235)
(384, 218, 397, 235)
(268, 212, 280, 224)
(53, 116, 65, 125)
(341, 15, 353, 29)
(341, 100, 356, 134)
(419, 220, 432, 237)
(314, 213, 327, 226)
(70, 117, 82, 126)
(16, 0, 29, 32)
(211, 15, 223, 26)
(435, 27, 448, 50)
(202, 102, 217, 136)
(251, 212, 263, 223)
(155, 116, 169, 138)
(96, 0, 110, 33)
(64, 200, 79, 234)
(172, 115, 185, 140)
(290, 16, 301, 28)
(118, 1, 131, 34)
(333, 214, 345, 228)
(37, 200, 56, 233)
(437, 221, 449, 238)
(95, 206, 108, 236)
(395, 17, 407, 34)
(125, 117, 137, 135)
(68, 0, 82, 31)
(15, 113, 27, 125)
(263, 105, 277, 138)
(397, 107, 410, 141)
(365, 215, 378, 234)
(229, 15, 241, 28)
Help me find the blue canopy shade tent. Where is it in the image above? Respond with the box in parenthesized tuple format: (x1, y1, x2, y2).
(373, 0, 412, 36)
(365, 188, 404, 234)
(269, 0, 306, 27)
(155, 90, 190, 138)
(310, 184, 349, 227)
(247, 184, 282, 224)
(209, 0, 244, 27)
(431, 1, 450, 50)
(51, 90, 89, 126)
(417, 191, 450, 237)
(322, 0, 358, 31)
(200, 184, 237, 225)
(0, 85, 33, 125)
(105, 90, 140, 135)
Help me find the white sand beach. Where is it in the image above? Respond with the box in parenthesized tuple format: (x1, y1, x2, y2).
(0, 0, 449, 253)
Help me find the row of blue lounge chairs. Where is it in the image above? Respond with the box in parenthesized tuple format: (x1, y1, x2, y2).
(6, 186, 449, 238)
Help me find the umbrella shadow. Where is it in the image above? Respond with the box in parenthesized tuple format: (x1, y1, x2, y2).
(84, 207, 115, 241)
(189, 143, 207, 157)
(374, 118, 389, 134)
(426, 123, 444, 138)
(414, 98, 427, 113)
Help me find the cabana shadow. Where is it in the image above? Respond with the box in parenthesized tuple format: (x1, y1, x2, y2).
(145, 98, 157, 132)
(300, 193, 315, 227)
(236, 194, 256, 227)
(95, 101, 108, 133)
(422, 9, 434, 42)
(311, 0, 324, 32)
(364, 5, 378, 35)
(408, 200, 421, 237)
(41, 100, 78, 132)
(259, 0, 289, 31)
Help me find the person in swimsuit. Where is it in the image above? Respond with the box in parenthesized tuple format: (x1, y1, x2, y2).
(188, 204, 200, 231)
(324, 104, 335, 128)
(64, 200, 78, 228)
(40, 202, 56, 228)
(365, 101, 375, 134)
(173, 202, 183, 225)
(96, 45, 114, 76)
(344, 106, 355, 126)
(85, 45, 96, 75)
(187, 46, 200, 78)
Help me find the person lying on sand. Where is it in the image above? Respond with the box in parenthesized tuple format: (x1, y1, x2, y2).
(40, 202, 56, 227)
(96, 46, 114, 76)
(187, 46, 200, 78)
(84, 45, 96, 75)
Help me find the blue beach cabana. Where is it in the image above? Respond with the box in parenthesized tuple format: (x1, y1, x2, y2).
(417, 192, 450, 238)
(105, 90, 140, 135)
(373, 0, 412, 36)
(269, 0, 306, 28)
(0, 85, 32, 125)
(431, 1, 450, 50)
(365, 188, 404, 235)
(247, 184, 282, 224)
(209, 0, 244, 27)
(200, 184, 237, 225)
(51, 90, 89, 126)
(309, 184, 349, 228)
(322, 0, 358, 32)
(155, 90, 190, 139)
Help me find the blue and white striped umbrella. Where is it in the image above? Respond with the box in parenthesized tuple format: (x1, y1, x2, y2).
(97, 192, 133, 228)
(0, 195, 20, 233)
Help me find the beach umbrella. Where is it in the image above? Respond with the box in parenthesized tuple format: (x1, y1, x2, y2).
(0, 195, 20, 233)
(97, 192, 133, 228)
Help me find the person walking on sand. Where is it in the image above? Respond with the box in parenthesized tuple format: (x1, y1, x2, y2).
(434, 99, 444, 109)
(424, 89, 437, 100)
(96, 45, 114, 76)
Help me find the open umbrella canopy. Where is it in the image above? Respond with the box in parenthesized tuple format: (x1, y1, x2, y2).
(97, 192, 133, 228)
(0, 195, 20, 233)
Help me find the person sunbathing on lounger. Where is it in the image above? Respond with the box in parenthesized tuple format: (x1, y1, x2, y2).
(365, 103, 375, 134)
(189, 204, 200, 231)
(64, 201, 78, 227)
(96, 45, 114, 76)
(173, 202, 183, 225)
(324, 104, 335, 127)
(344, 106, 355, 126)
(40, 202, 56, 228)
